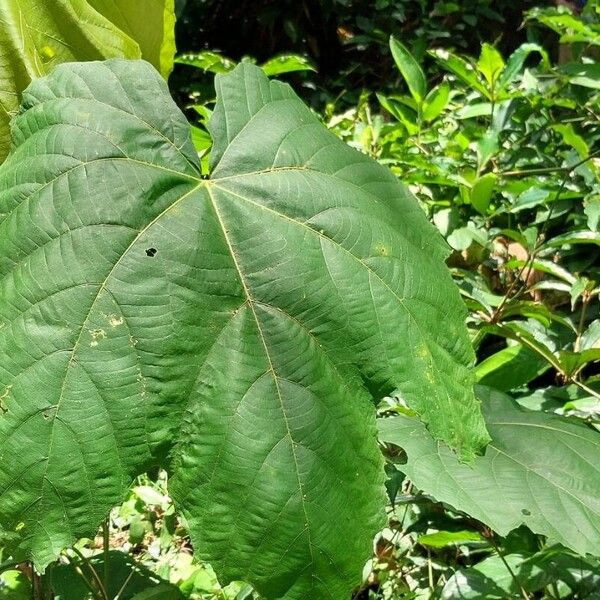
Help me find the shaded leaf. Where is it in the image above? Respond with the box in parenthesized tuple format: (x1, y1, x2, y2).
(441, 549, 600, 600)
(49, 550, 183, 600)
(378, 387, 600, 555)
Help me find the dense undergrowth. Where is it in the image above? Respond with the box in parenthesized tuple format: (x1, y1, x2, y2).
(1, 1, 599, 599)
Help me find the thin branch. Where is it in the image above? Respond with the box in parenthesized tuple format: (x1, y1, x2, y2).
(70, 548, 108, 600)
(501, 147, 600, 177)
(489, 535, 530, 600)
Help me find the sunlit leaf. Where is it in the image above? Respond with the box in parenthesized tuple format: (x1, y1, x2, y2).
(0, 60, 487, 597)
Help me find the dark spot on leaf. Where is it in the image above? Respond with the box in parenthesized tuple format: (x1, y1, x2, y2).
(521, 508, 531, 516)
(145, 248, 157, 257)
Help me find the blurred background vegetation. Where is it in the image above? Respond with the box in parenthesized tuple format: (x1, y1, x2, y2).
(172, 0, 555, 107)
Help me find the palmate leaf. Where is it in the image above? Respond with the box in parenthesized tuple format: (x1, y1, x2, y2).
(0, 0, 175, 162)
(379, 387, 600, 556)
(0, 60, 487, 598)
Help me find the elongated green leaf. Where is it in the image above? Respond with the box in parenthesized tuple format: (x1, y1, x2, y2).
(560, 62, 600, 89)
(0, 61, 487, 598)
(175, 51, 236, 74)
(498, 43, 548, 90)
(422, 82, 450, 122)
(475, 344, 550, 391)
(441, 549, 600, 599)
(477, 43, 504, 90)
(0, 0, 174, 163)
(260, 54, 315, 76)
(378, 387, 600, 556)
(49, 550, 183, 599)
(376, 93, 419, 134)
(552, 123, 589, 159)
(429, 48, 489, 98)
(470, 173, 496, 215)
(418, 530, 483, 548)
(389, 37, 427, 104)
(543, 230, 600, 248)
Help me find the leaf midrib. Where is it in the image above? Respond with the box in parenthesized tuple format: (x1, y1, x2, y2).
(204, 183, 317, 587)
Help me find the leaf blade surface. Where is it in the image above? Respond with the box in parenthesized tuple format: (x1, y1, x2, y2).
(378, 387, 600, 555)
(0, 60, 487, 597)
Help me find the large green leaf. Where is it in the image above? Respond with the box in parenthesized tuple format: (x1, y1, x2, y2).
(378, 387, 600, 556)
(87, 0, 176, 79)
(0, 0, 174, 162)
(0, 60, 486, 598)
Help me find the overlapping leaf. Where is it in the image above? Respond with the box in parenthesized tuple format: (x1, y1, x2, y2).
(0, 60, 486, 598)
(379, 387, 600, 556)
(0, 0, 175, 162)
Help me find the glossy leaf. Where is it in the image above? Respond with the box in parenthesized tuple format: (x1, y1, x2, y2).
(430, 48, 489, 98)
(418, 530, 484, 548)
(260, 54, 316, 76)
(378, 387, 600, 555)
(475, 344, 550, 391)
(389, 37, 427, 104)
(0, 60, 487, 597)
(543, 230, 600, 248)
(477, 43, 504, 91)
(470, 173, 496, 215)
(175, 51, 236, 74)
(498, 43, 548, 90)
(422, 82, 450, 122)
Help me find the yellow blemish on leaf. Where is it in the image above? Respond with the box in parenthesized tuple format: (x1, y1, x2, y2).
(373, 242, 390, 256)
(39, 46, 55, 62)
(89, 328, 106, 347)
(108, 315, 124, 327)
(0, 385, 12, 413)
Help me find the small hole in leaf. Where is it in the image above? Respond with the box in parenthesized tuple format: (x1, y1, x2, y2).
(521, 508, 531, 516)
(145, 248, 157, 257)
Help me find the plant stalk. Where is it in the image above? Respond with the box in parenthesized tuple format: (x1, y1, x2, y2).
(489, 535, 530, 600)
(102, 518, 110, 597)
